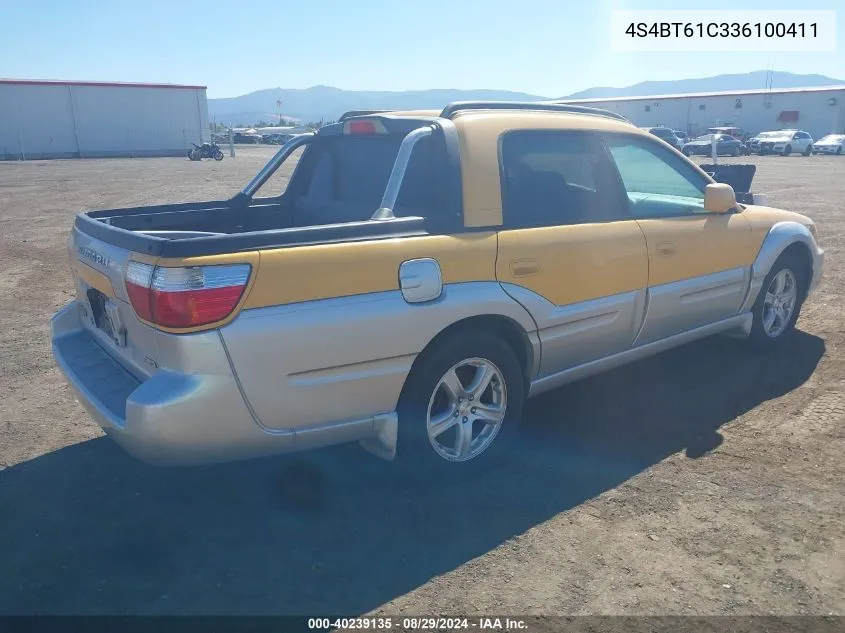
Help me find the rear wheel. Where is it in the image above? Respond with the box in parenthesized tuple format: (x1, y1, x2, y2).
(748, 252, 807, 350)
(396, 330, 525, 475)
(782, 144, 792, 156)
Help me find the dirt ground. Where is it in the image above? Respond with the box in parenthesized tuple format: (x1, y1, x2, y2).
(0, 147, 843, 617)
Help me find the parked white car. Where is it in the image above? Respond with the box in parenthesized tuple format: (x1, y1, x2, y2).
(755, 130, 814, 156)
(813, 134, 845, 155)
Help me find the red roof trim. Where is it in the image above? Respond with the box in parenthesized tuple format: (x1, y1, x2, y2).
(0, 78, 206, 90)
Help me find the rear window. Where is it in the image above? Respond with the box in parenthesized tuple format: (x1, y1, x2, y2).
(295, 134, 443, 213)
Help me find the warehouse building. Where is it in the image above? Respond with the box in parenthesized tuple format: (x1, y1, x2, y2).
(560, 85, 845, 140)
(0, 79, 208, 160)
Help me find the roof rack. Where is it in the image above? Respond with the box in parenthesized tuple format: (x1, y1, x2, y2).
(338, 110, 392, 121)
(439, 101, 628, 122)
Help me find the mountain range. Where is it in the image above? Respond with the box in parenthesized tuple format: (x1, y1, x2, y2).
(207, 71, 845, 126)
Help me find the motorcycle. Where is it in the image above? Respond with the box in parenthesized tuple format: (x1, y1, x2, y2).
(187, 142, 224, 161)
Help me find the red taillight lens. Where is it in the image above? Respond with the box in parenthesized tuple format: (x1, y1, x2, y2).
(125, 261, 250, 329)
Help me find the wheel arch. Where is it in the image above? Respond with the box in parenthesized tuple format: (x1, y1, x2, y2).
(742, 221, 821, 311)
(398, 313, 537, 406)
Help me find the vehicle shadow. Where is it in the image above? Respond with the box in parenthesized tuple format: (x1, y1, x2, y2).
(0, 332, 825, 615)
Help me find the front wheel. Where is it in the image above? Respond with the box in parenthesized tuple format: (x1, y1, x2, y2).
(213, 149, 224, 161)
(396, 330, 525, 474)
(782, 144, 792, 156)
(748, 252, 806, 350)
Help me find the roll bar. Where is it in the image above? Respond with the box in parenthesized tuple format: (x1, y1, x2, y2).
(240, 132, 316, 198)
(371, 126, 434, 220)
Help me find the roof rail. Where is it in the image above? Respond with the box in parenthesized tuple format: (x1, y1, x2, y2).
(439, 101, 629, 122)
(338, 110, 392, 121)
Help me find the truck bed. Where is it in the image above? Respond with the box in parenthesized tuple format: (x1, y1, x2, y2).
(78, 196, 428, 257)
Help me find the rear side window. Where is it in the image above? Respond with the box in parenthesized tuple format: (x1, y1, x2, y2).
(500, 131, 628, 228)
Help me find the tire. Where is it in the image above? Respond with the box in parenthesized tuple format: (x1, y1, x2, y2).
(189, 149, 201, 161)
(747, 251, 807, 350)
(803, 145, 813, 156)
(396, 329, 525, 475)
(730, 146, 739, 157)
(837, 146, 842, 155)
(213, 150, 224, 161)
(782, 144, 792, 156)
(683, 148, 691, 157)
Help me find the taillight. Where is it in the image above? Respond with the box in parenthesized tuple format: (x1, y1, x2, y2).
(125, 261, 250, 329)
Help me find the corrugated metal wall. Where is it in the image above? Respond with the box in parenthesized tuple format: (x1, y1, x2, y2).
(565, 90, 845, 140)
(0, 82, 208, 159)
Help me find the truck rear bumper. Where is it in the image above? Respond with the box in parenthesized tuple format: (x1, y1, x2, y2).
(51, 302, 395, 465)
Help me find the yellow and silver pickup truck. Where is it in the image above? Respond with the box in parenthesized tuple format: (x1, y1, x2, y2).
(51, 102, 824, 471)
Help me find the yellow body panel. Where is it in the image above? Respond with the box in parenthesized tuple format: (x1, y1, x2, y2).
(635, 214, 757, 286)
(740, 205, 818, 242)
(496, 221, 648, 305)
(243, 232, 498, 309)
(72, 260, 116, 298)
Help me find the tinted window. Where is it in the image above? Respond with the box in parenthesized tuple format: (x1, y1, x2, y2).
(500, 131, 627, 228)
(604, 135, 708, 218)
(295, 134, 443, 212)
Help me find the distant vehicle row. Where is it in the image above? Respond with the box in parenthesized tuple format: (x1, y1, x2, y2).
(210, 132, 298, 145)
(645, 127, 845, 157)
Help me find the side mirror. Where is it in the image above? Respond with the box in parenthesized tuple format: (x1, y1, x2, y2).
(704, 183, 737, 213)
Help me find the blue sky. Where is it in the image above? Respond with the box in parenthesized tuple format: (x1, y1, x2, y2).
(2, 0, 842, 98)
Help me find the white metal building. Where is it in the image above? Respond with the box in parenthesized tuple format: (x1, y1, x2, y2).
(560, 86, 845, 140)
(0, 79, 209, 159)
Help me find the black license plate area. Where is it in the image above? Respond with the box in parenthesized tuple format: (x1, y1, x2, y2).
(86, 288, 115, 338)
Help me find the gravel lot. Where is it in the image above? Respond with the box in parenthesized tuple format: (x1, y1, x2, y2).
(0, 148, 843, 616)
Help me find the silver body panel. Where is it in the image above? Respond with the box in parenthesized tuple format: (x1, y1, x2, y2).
(635, 267, 750, 345)
(529, 313, 753, 397)
(219, 282, 538, 433)
(50, 217, 824, 466)
(501, 285, 646, 376)
(70, 227, 161, 378)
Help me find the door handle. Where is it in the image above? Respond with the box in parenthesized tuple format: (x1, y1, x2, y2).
(656, 242, 676, 256)
(510, 258, 540, 277)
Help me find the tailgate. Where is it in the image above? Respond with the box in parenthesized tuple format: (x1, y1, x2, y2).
(70, 225, 160, 379)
